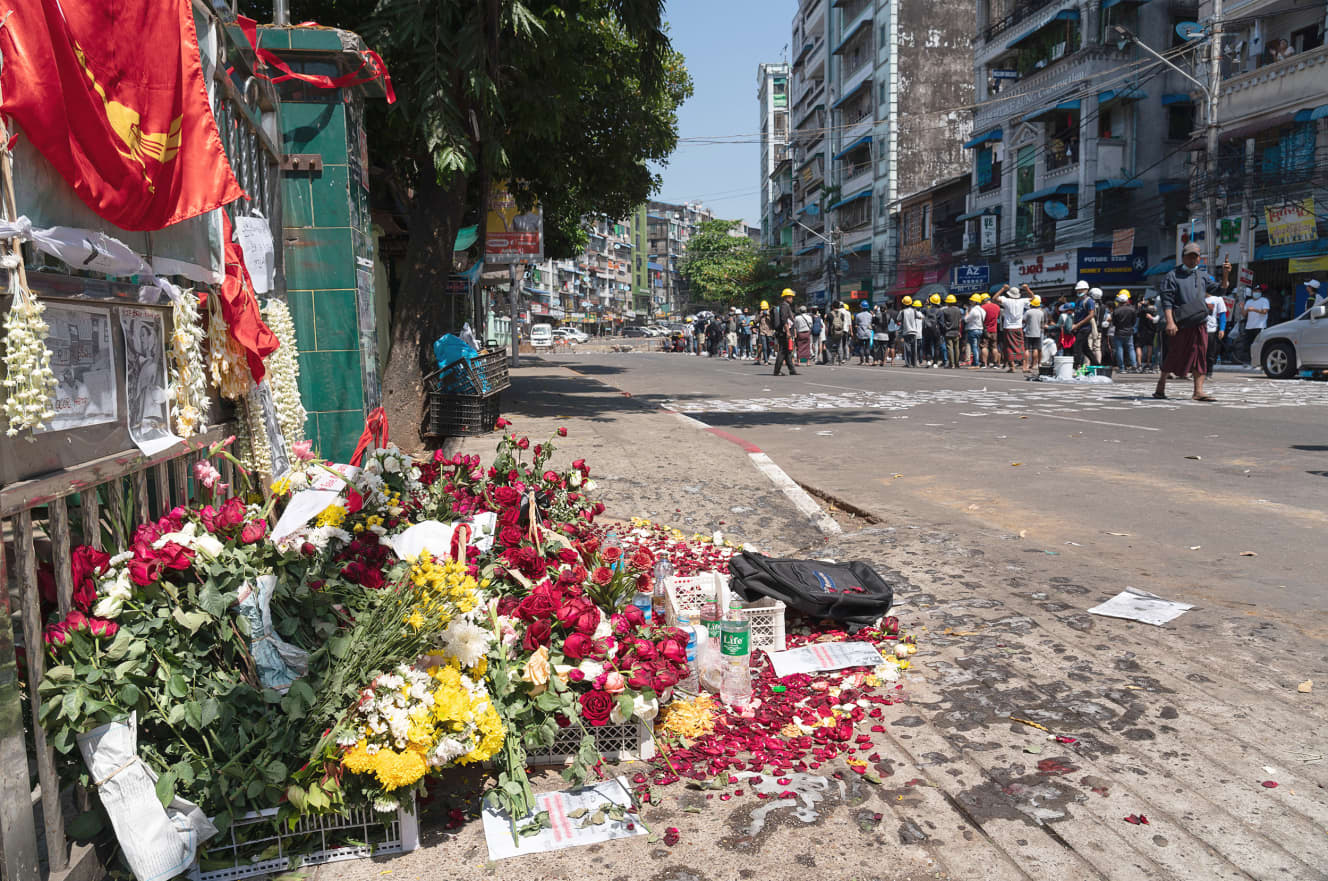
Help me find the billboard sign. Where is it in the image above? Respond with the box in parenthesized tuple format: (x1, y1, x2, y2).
(485, 181, 543, 263)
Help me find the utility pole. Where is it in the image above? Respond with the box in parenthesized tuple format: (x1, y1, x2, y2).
(508, 262, 520, 367)
(1204, 0, 1224, 275)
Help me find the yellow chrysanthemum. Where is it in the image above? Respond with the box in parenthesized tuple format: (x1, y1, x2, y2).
(342, 740, 375, 774)
(315, 504, 346, 528)
(405, 609, 425, 630)
(372, 746, 429, 790)
(460, 704, 505, 765)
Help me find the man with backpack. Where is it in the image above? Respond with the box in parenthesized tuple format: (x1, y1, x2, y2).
(810, 309, 825, 364)
(772, 289, 798, 376)
(830, 300, 852, 364)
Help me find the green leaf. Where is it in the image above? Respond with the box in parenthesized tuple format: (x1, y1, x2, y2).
(172, 607, 210, 635)
(173, 761, 196, 786)
(199, 697, 219, 728)
(66, 808, 106, 841)
(262, 761, 288, 785)
(155, 769, 177, 809)
(328, 635, 349, 659)
(246, 779, 266, 799)
(286, 785, 307, 813)
(183, 701, 202, 730)
(61, 688, 83, 721)
(103, 629, 134, 661)
(198, 583, 227, 618)
(167, 704, 186, 726)
(117, 683, 141, 706)
(45, 665, 75, 682)
(566, 807, 588, 820)
(286, 679, 315, 711)
(305, 784, 330, 811)
(167, 673, 190, 699)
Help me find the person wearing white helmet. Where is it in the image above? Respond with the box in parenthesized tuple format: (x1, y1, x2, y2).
(1070, 283, 1099, 368)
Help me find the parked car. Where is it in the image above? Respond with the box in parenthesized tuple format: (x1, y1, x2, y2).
(1251, 304, 1328, 378)
(530, 323, 553, 348)
(622, 326, 648, 338)
(552, 327, 589, 343)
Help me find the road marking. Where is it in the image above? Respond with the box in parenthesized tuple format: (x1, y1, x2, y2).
(806, 381, 865, 392)
(660, 406, 841, 535)
(1032, 412, 1160, 431)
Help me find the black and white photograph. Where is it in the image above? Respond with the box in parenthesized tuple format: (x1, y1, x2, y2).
(119, 307, 180, 456)
(40, 303, 117, 432)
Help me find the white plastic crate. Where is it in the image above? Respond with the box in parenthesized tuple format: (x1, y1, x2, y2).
(188, 798, 418, 881)
(525, 720, 655, 766)
(664, 573, 786, 652)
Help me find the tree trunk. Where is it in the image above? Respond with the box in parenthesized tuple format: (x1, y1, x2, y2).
(381, 172, 469, 454)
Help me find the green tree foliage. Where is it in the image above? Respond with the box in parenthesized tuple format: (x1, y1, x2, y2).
(679, 220, 765, 306)
(275, 0, 691, 446)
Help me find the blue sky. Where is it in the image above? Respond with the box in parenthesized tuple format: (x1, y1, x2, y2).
(655, 0, 795, 228)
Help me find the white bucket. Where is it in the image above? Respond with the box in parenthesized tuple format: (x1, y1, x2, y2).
(1053, 355, 1074, 380)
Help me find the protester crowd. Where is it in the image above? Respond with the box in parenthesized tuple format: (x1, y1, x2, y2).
(676, 251, 1281, 387)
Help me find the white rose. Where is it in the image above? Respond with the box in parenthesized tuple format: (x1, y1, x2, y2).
(591, 610, 612, 641)
(93, 594, 124, 619)
(569, 471, 583, 488)
(610, 697, 630, 725)
(384, 456, 401, 473)
(584, 479, 597, 492)
(194, 534, 224, 559)
(577, 659, 605, 680)
(105, 571, 134, 601)
(632, 694, 659, 722)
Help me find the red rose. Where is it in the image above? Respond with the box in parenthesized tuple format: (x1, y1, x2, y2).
(498, 506, 522, 527)
(613, 612, 635, 634)
(627, 668, 651, 689)
(543, 470, 560, 484)
(660, 640, 686, 664)
(572, 459, 587, 474)
(498, 525, 524, 547)
(65, 609, 89, 631)
(557, 426, 568, 437)
(158, 542, 194, 570)
(240, 519, 267, 544)
(882, 616, 900, 636)
(574, 607, 600, 635)
(496, 417, 512, 428)
(634, 639, 657, 661)
(567, 668, 585, 682)
(579, 690, 613, 727)
(557, 548, 579, 565)
(629, 547, 655, 571)
(344, 488, 364, 514)
(593, 502, 606, 515)
(216, 497, 247, 530)
(129, 557, 164, 586)
(517, 437, 530, 450)
(563, 632, 594, 660)
(580, 536, 600, 554)
(516, 592, 559, 622)
(522, 619, 552, 652)
(88, 617, 118, 638)
(603, 546, 622, 564)
(493, 486, 522, 509)
(43, 622, 70, 647)
(591, 566, 614, 586)
(651, 667, 679, 691)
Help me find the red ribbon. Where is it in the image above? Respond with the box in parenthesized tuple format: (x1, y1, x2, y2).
(350, 407, 389, 466)
(235, 17, 396, 104)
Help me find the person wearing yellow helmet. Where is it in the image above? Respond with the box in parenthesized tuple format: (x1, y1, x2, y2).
(901, 295, 912, 306)
(929, 293, 942, 306)
(979, 291, 1000, 367)
(1024, 290, 1047, 374)
(964, 293, 985, 366)
(772, 288, 798, 376)
(945, 294, 956, 304)
(1111, 288, 1139, 372)
(939, 293, 964, 367)
(759, 300, 769, 310)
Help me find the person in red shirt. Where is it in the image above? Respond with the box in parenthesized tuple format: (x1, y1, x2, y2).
(980, 293, 1001, 368)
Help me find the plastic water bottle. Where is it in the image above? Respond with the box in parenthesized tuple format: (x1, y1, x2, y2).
(652, 558, 672, 623)
(675, 615, 700, 695)
(631, 584, 653, 623)
(602, 531, 621, 571)
(698, 601, 723, 693)
(719, 606, 752, 708)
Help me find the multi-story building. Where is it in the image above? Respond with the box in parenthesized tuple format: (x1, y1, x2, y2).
(788, 0, 972, 306)
(526, 209, 644, 332)
(1195, 0, 1327, 318)
(647, 199, 715, 315)
(891, 174, 971, 298)
(758, 62, 793, 258)
(957, 0, 1196, 301)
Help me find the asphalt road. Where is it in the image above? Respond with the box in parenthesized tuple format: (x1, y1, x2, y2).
(543, 349, 1328, 627)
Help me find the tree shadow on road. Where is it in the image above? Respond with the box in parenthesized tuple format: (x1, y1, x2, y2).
(500, 374, 715, 423)
(697, 408, 903, 429)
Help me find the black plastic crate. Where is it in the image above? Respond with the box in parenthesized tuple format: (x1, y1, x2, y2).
(434, 349, 511, 396)
(424, 390, 502, 437)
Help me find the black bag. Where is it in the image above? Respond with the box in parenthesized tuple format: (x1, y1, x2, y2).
(1173, 293, 1208, 329)
(727, 551, 893, 627)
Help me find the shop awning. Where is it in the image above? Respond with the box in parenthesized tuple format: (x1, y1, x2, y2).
(647, 261, 663, 270)
(833, 134, 872, 159)
(1254, 237, 1328, 261)
(1095, 178, 1143, 191)
(1020, 183, 1078, 203)
(1293, 104, 1328, 122)
(524, 287, 551, 297)
(1098, 86, 1148, 104)
(832, 15, 872, 55)
(1158, 181, 1185, 194)
(829, 187, 872, 210)
(798, 203, 821, 216)
(1022, 99, 1081, 124)
(1102, 0, 1151, 9)
(453, 225, 478, 252)
(831, 77, 871, 109)
(845, 241, 872, 254)
(963, 127, 1003, 149)
(956, 205, 1002, 221)
(795, 243, 826, 256)
(1161, 93, 1193, 105)
(1007, 9, 1079, 50)
(1144, 258, 1175, 277)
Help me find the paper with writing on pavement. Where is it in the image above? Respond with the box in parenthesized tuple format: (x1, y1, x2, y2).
(765, 641, 885, 678)
(1087, 587, 1194, 626)
(482, 776, 645, 860)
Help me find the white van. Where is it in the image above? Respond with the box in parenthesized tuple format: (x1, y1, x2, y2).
(530, 323, 553, 348)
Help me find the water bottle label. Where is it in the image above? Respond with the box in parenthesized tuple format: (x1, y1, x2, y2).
(705, 620, 722, 639)
(720, 629, 749, 656)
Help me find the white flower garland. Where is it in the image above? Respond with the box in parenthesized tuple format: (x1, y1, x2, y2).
(206, 292, 252, 400)
(168, 291, 208, 438)
(2, 258, 57, 438)
(260, 298, 307, 445)
(237, 388, 272, 480)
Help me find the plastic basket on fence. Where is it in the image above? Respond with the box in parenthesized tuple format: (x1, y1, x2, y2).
(423, 389, 502, 438)
(433, 349, 511, 396)
(664, 573, 786, 653)
(187, 797, 418, 881)
(525, 720, 655, 766)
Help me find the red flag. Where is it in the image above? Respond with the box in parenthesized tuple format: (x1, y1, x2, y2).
(0, 0, 246, 231)
(206, 213, 279, 384)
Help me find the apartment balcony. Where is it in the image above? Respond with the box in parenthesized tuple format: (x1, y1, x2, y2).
(839, 113, 872, 148)
(973, 47, 1129, 133)
(1217, 44, 1328, 133)
(840, 163, 872, 197)
(978, 0, 1069, 56)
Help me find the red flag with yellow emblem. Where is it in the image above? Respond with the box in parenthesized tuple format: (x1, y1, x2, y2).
(0, 0, 246, 231)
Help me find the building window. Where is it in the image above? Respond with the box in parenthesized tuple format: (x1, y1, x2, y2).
(977, 145, 1001, 192)
(1167, 103, 1195, 140)
(921, 204, 932, 241)
(1045, 109, 1080, 170)
(1015, 145, 1036, 245)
